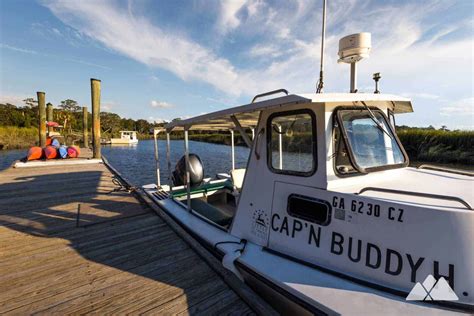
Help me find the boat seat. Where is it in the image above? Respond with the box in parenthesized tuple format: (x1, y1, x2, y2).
(230, 168, 246, 192)
(190, 198, 233, 227)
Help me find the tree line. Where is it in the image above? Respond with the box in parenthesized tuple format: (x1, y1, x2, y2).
(0, 99, 165, 136)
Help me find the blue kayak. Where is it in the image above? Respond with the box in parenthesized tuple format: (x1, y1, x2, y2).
(58, 146, 68, 159)
(51, 138, 60, 148)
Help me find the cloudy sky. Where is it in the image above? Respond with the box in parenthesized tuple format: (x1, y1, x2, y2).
(0, 0, 472, 129)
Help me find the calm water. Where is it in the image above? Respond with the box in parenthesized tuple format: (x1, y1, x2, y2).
(0, 140, 250, 186)
(0, 149, 25, 170)
(102, 140, 250, 186)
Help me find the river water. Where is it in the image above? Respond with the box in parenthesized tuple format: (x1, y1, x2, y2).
(0, 140, 250, 186)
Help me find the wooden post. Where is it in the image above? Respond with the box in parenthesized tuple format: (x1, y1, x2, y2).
(46, 103, 53, 134)
(153, 128, 161, 187)
(82, 106, 89, 148)
(37, 92, 46, 147)
(91, 79, 101, 159)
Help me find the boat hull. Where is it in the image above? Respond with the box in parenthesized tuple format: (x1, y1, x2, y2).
(110, 138, 139, 144)
(143, 185, 471, 315)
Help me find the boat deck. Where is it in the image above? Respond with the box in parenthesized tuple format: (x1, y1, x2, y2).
(0, 162, 256, 314)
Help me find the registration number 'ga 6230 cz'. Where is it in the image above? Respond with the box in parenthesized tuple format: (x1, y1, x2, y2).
(332, 196, 404, 222)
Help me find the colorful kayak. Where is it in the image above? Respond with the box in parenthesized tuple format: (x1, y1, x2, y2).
(46, 121, 59, 127)
(43, 146, 58, 159)
(67, 146, 80, 158)
(46, 137, 52, 146)
(58, 146, 68, 159)
(27, 147, 43, 161)
(51, 138, 60, 148)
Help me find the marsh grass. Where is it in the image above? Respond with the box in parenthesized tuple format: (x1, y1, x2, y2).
(0, 126, 38, 149)
(397, 129, 473, 165)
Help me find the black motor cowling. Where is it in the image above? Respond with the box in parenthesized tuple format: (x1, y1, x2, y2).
(172, 154, 204, 187)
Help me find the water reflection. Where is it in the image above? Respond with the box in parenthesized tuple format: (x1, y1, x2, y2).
(0, 149, 24, 171)
(102, 140, 250, 186)
(0, 140, 250, 180)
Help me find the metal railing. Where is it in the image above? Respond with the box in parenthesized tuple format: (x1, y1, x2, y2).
(417, 164, 473, 177)
(357, 187, 472, 210)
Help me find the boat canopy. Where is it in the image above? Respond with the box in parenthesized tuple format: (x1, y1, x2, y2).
(165, 92, 413, 131)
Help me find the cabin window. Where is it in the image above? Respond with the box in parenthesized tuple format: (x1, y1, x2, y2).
(334, 107, 407, 174)
(267, 110, 316, 176)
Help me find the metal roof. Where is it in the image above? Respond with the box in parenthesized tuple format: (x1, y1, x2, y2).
(165, 93, 413, 131)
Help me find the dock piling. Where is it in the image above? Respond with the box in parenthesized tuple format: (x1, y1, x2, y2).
(91, 79, 101, 159)
(37, 92, 46, 147)
(46, 103, 53, 134)
(153, 128, 161, 187)
(82, 106, 89, 148)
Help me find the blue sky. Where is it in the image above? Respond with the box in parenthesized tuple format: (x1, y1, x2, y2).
(0, 0, 473, 129)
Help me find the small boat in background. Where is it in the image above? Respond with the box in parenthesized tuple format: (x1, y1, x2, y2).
(110, 131, 138, 145)
(43, 146, 57, 159)
(67, 146, 80, 158)
(27, 147, 43, 161)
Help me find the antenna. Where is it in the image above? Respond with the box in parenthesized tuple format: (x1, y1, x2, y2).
(316, 0, 327, 94)
(373, 72, 381, 93)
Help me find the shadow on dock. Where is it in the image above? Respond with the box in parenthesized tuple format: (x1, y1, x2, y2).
(0, 164, 253, 314)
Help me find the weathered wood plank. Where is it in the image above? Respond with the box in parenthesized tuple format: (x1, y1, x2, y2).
(0, 213, 157, 252)
(1, 238, 192, 313)
(0, 162, 255, 315)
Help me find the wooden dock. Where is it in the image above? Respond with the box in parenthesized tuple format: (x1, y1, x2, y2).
(0, 161, 265, 314)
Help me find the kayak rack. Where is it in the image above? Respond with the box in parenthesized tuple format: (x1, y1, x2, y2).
(357, 187, 473, 210)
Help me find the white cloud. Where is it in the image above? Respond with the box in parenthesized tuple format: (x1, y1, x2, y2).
(0, 94, 29, 106)
(150, 100, 174, 108)
(0, 44, 38, 55)
(42, 0, 473, 110)
(248, 44, 283, 58)
(218, 0, 248, 33)
(102, 101, 115, 111)
(44, 0, 248, 95)
(147, 116, 168, 123)
(1, 42, 110, 70)
(440, 97, 474, 117)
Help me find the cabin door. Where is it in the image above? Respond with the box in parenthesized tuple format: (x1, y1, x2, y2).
(231, 104, 327, 247)
(265, 109, 332, 257)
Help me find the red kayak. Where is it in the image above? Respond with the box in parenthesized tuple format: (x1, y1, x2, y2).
(43, 146, 58, 159)
(67, 146, 80, 158)
(46, 137, 52, 146)
(27, 147, 43, 161)
(46, 121, 59, 127)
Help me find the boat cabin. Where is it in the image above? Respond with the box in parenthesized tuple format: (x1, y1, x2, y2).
(120, 130, 137, 141)
(111, 130, 138, 144)
(153, 91, 414, 229)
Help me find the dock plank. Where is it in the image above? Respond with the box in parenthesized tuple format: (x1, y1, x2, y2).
(0, 162, 255, 315)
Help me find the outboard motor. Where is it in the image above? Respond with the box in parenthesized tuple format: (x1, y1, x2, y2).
(172, 154, 204, 187)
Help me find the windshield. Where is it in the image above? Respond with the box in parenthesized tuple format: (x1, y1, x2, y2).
(338, 109, 405, 169)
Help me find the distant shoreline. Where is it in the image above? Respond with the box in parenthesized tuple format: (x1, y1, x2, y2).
(1, 126, 472, 168)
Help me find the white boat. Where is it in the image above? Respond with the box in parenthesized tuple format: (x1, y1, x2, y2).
(110, 131, 138, 144)
(143, 20, 473, 316)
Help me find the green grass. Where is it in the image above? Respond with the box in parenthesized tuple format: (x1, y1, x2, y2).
(0, 126, 38, 149)
(397, 129, 473, 165)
